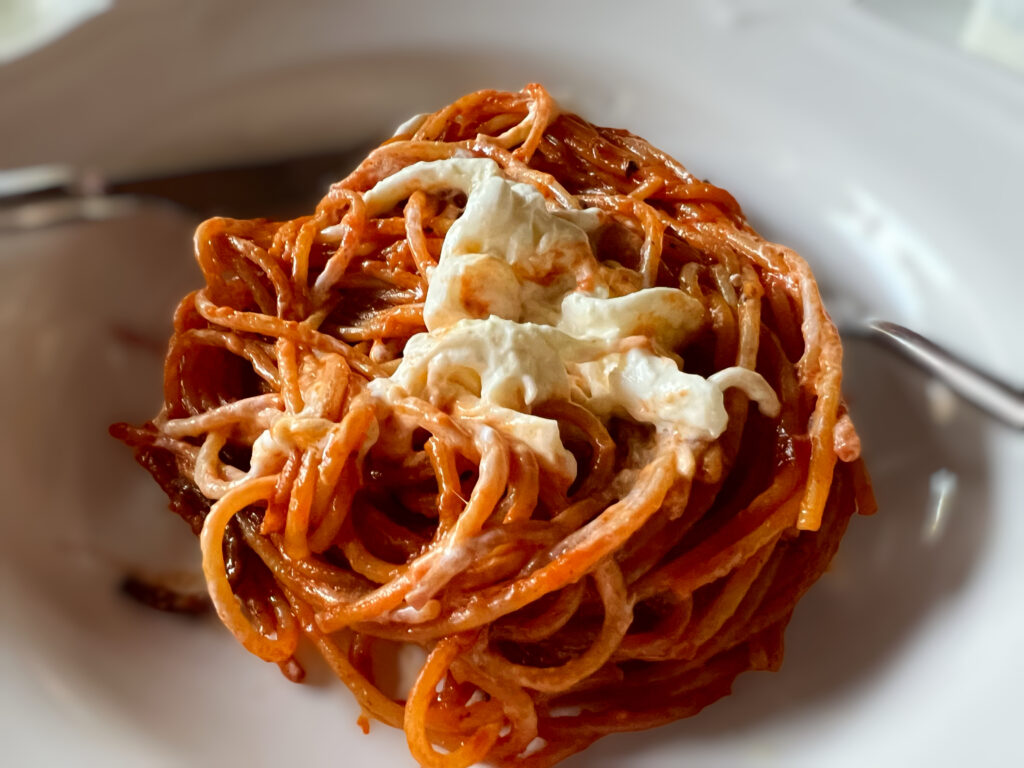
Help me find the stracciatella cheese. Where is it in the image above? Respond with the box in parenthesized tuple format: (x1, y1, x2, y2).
(362, 158, 780, 478)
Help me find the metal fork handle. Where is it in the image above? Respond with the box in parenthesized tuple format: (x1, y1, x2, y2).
(0, 195, 152, 231)
(864, 320, 1024, 430)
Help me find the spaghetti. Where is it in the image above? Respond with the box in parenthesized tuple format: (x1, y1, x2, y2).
(113, 84, 875, 767)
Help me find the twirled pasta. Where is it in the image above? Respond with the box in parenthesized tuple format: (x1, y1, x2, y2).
(113, 84, 875, 768)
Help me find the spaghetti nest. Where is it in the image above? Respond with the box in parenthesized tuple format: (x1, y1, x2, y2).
(113, 84, 875, 767)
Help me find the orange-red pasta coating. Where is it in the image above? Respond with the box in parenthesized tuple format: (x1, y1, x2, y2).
(113, 84, 875, 768)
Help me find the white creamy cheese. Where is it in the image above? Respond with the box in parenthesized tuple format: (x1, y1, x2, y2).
(367, 158, 600, 330)
(358, 156, 780, 480)
(558, 288, 704, 350)
(376, 316, 600, 475)
(423, 252, 522, 330)
(391, 112, 430, 137)
(576, 349, 732, 439)
(390, 317, 579, 411)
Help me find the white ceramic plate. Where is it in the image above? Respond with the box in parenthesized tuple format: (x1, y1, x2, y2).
(2, 1, 1022, 766)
